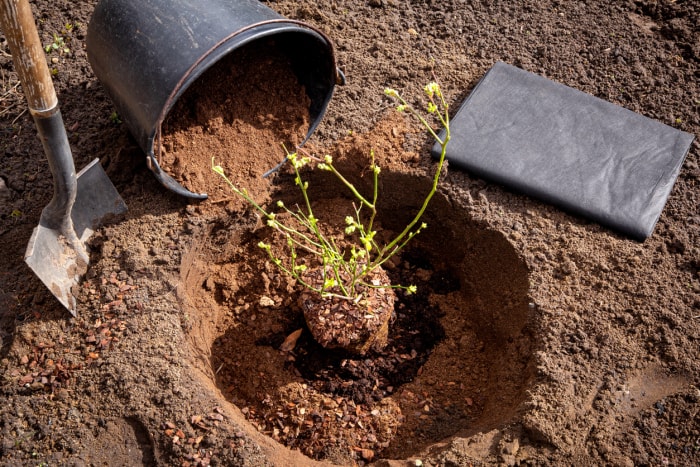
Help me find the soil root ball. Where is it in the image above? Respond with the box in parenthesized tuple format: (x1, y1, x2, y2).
(299, 265, 395, 354)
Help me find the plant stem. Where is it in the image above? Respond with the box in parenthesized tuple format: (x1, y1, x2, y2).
(377, 96, 450, 262)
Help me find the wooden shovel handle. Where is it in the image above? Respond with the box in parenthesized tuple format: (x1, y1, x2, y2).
(0, 0, 57, 113)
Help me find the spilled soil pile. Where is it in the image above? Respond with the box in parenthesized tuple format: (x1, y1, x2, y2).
(159, 39, 311, 203)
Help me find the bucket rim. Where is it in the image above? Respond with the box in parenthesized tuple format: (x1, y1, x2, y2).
(147, 18, 342, 199)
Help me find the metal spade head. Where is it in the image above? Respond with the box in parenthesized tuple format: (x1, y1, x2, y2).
(25, 159, 127, 315)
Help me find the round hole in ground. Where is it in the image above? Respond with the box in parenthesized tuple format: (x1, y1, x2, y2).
(179, 169, 537, 464)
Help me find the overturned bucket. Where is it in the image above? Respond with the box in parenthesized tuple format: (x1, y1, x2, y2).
(87, 0, 342, 199)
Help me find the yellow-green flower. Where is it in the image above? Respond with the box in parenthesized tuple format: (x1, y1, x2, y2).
(384, 88, 399, 98)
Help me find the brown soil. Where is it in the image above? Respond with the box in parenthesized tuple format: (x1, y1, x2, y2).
(1, 1, 699, 466)
(159, 39, 311, 203)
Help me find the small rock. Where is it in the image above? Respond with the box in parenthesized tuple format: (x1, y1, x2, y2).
(323, 398, 338, 409)
(502, 438, 519, 455)
(279, 328, 303, 352)
(0, 177, 9, 195)
(259, 296, 275, 307)
(361, 448, 374, 461)
(368, 0, 383, 7)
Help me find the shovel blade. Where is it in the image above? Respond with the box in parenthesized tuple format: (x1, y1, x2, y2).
(25, 159, 127, 316)
(72, 159, 127, 241)
(25, 224, 86, 315)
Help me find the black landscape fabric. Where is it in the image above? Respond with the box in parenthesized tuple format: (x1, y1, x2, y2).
(434, 61, 695, 241)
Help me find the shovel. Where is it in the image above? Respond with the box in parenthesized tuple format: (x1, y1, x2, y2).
(1, 0, 127, 315)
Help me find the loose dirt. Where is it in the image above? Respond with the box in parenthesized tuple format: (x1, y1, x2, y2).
(1, 0, 699, 466)
(159, 39, 311, 204)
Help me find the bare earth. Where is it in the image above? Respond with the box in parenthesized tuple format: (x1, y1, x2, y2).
(1, 0, 699, 466)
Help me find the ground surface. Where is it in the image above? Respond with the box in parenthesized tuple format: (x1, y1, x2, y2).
(1, 0, 699, 466)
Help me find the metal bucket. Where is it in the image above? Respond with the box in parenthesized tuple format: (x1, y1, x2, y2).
(87, 0, 342, 199)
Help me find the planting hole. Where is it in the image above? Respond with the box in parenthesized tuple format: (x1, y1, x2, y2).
(166, 40, 536, 464)
(180, 175, 535, 463)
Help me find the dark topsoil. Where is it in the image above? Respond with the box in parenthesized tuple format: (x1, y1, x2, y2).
(1, 0, 699, 466)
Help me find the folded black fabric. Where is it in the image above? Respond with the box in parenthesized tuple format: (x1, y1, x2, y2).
(433, 61, 695, 240)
